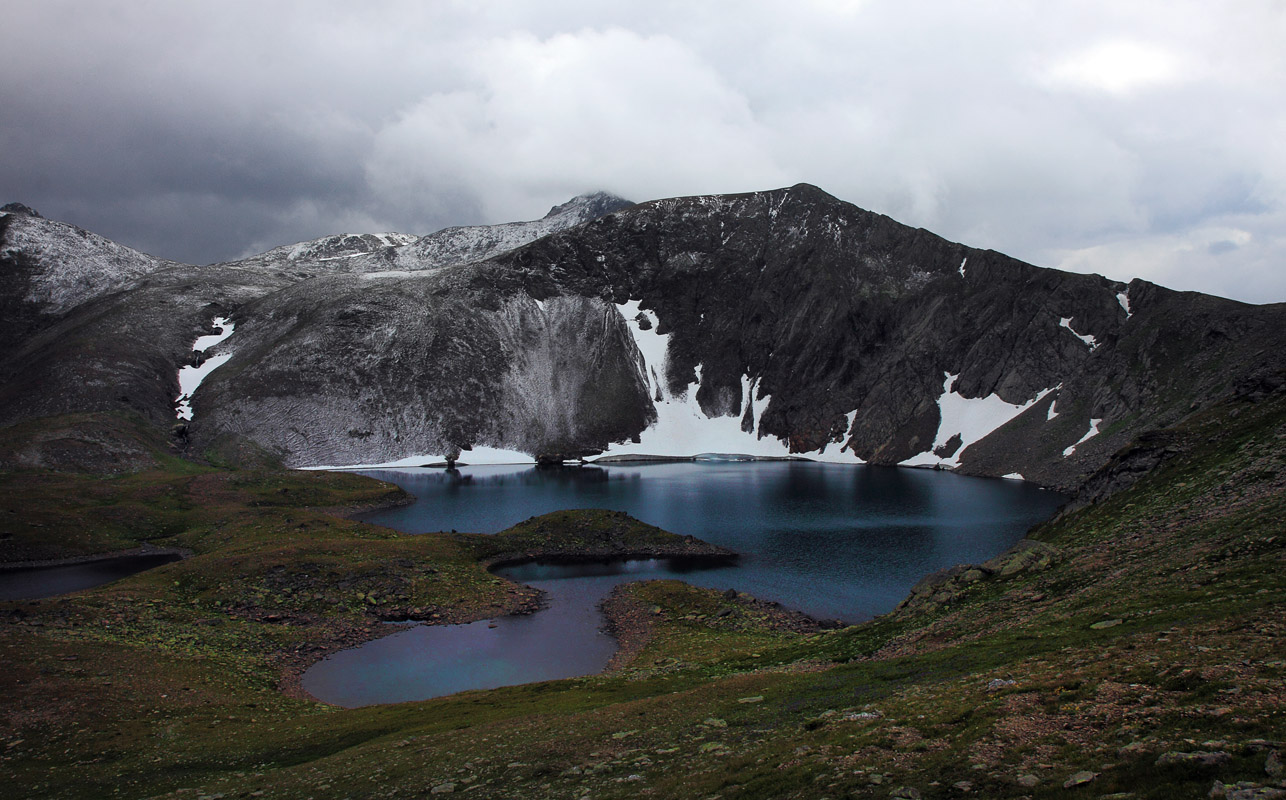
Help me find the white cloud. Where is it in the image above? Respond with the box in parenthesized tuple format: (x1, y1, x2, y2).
(364, 28, 790, 225)
(1, 0, 1284, 302)
(1041, 40, 1185, 94)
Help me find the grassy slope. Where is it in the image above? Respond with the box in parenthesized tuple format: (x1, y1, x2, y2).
(0, 393, 1282, 799)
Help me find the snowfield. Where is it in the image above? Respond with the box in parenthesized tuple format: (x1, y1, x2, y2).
(1063, 418, 1103, 457)
(175, 317, 236, 421)
(902, 373, 1053, 469)
(1060, 317, 1099, 349)
(600, 301, 865, 462)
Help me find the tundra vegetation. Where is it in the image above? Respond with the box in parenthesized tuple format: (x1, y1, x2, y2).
(1, 380, 1282, 799)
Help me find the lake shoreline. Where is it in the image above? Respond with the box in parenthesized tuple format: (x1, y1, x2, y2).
(0, 543, 192, 571)
(289, 509, 740, 705)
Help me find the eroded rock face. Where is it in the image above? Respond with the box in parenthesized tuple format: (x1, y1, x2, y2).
(192, 288, 653, 467)
(2, 184, 1284, 485)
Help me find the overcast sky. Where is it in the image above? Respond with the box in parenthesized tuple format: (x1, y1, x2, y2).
(2, 1, 1283, 303)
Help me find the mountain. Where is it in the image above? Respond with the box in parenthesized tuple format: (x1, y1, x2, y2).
(1, 186, 1283, 490)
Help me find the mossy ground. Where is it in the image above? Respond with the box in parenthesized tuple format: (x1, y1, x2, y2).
(1, 394, 1283, 799)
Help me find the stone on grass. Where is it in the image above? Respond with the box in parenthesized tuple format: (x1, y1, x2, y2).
(1063, 770, 1098, 788)
(1156, 751, 1232, 768)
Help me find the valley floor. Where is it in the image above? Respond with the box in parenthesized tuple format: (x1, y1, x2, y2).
(0, 390, 1283, 799)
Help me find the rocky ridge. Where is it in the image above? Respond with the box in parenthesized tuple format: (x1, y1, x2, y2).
(1, 185, 1283, 490)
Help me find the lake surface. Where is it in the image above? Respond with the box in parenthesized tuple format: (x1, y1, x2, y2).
(304, 462, 1064, 706)
(0, 553, 183, 601)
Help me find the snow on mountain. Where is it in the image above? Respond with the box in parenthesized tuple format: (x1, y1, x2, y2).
(175, 317, 236, 421)
(902, 373, 1054, 469)
(384, 191, 634, 272)
(1060, 316, 1099, 349)
(225, 192, 633, 276)
(1, 210, 180, 313)
(600, 300, 863, 462)
(1063, 418, 1102, 457)
(3, 185, 1284, 490)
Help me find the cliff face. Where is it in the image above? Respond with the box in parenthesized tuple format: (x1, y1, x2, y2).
(1, 187, 1282, 487)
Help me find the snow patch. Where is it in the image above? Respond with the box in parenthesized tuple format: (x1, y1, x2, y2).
(1060, 317, 1098, 349)
(360, 270, 422, 280)
(192, 316, 234, 353)
(1117, 290, 1132, 319)
(175, 317, 236, 421)
(839, 409, 859, 453)
(959, 257, 968, 278)
(1001, 473, 1025, 480)
(1045, 384, 1063, 421)
(1062, 418, 1103, 457)
(606, 300, 863, 463)
(902, 373, 1053, 468)
(302, 445, 535, 470)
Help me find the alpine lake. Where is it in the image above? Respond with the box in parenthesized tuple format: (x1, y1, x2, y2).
(301, 460, 1065, 707)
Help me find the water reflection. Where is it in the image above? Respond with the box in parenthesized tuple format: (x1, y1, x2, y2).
(305, 463, 1065, 706)
(357, 462, 1064, 622)
(0, 553, 183, 601)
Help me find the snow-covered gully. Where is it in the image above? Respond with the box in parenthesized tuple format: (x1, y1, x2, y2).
(175, 317, 235, 421)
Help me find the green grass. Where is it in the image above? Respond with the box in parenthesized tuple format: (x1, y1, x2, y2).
(1, 392, 1283, 799)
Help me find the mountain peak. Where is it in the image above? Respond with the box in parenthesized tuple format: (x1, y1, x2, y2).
(1, 202, 43, 218)
(544, 192, 634, 222)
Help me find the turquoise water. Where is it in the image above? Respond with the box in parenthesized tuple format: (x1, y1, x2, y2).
(302, 462, 1064, 706)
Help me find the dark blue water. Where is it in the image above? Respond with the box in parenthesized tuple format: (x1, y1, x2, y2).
(0, 553, 183, 601)
(303, 462, 1063, 706)
(358, 462, 1062, 621)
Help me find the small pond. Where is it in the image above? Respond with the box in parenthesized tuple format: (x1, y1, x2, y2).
(304, 461, 1065, 706)
(0, 553, 183, 601)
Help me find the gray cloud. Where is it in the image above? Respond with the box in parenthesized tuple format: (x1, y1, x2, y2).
(2, 0, 1283, 301)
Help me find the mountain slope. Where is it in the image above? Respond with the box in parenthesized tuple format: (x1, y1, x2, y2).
(2, 185, 1282, 488)
(217, 191, 635, 276)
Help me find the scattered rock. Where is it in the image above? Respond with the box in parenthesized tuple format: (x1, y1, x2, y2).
(430, 783, 455, 794)
(952, 780, 973, 792)
(890, 787, 921, 800)
(1211, 781, 1286, 800)
(1063, 770, 1098, 788)
(1156, 751, 1232, 768)
(1090, 618, 1124, 629)
(1017, 773, 1040, 787)
(982, 539, 1059, 577)
(737, 695, 765, 704)
(1267, 750, 1282, 778)
(988, 678, 1016, 691)
(844, 711, 881, 721)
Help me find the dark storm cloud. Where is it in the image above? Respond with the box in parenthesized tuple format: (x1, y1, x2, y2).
(1, 0, 1283, 300)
